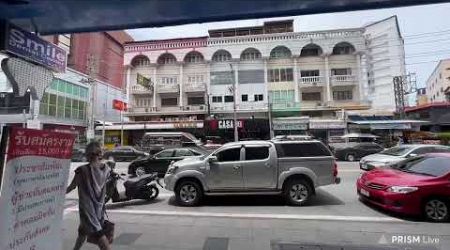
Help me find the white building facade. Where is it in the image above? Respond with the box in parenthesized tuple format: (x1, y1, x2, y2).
(426, 59, 450, 103)
(123, 17, 405, 140)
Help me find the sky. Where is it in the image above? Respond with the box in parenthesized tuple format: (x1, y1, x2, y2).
(127, 3, 450, 91)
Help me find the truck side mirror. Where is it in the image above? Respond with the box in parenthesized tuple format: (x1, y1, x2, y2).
(208, 155, 218, 163)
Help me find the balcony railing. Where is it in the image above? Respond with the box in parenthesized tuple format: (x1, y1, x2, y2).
(156, 83, 179, 94)
(330, 75, 357, 86)
(184, 83, 206, 93)
(271, 102, 300, 110)
(299, 76, 325, 87)
(238, 102, 268, 110)
(131, 85, 152, 94)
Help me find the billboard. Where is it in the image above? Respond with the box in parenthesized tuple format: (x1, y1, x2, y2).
(0, 21, 67, 73)
(0, 127, 75, 250)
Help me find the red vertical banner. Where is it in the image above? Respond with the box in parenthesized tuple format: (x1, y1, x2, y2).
(0, 127, 75, 250)
(113, 99, 127, 111)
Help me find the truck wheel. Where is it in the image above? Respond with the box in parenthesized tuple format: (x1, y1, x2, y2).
(284, 178, 313, 206)
(175, 180, 203, 206)
(423, 198, 449, 222)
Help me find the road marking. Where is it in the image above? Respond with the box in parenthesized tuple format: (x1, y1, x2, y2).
(64, 207, 404, 223)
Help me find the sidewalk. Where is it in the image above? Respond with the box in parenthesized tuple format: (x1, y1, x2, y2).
(62, 211, 448, 250)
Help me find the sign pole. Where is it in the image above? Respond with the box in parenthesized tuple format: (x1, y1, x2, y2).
(120, 109, 124, 146)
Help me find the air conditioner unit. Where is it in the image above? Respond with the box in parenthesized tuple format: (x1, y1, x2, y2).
(199, 105, 205, 110)
(184, 106, 191, 111)
(145, 108, 149, 112)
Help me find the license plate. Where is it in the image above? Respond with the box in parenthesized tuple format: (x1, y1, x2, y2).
(360, 189, 370, 197)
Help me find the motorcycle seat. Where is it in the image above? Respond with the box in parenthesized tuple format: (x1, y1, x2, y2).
(124, 174, 154, 188)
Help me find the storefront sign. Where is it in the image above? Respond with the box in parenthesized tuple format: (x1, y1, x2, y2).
(112, 99, 128, 111)
(0, 127, 75, 250)
(0, 22, 67, 73)
(218, 120, 243, 129)
(273, 119, 308, 131)
(173, 121, 198, 129)
(309, 120, 346, 129)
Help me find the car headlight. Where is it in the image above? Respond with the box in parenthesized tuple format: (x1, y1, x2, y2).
(387, 186, 418, 194)
(166, 164, 178, 175)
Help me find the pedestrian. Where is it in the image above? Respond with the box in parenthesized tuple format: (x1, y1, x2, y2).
(66, 141, 112, 250)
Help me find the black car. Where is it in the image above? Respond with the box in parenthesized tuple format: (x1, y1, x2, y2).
(71, 148, 86, 162)
(332, 143, 384, 161)
(103, 146, 149, 162)
(128, 148, 204, 177)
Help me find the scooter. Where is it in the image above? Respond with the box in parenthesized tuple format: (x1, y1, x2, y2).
(105, 161, 161, 203)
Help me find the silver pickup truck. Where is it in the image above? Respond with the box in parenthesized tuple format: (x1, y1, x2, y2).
(164, 140, 340, 206)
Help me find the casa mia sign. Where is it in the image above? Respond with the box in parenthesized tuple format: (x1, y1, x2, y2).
(0, 21, 67, 72)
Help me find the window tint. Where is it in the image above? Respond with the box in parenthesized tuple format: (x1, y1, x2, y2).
(275, 143, 331, 157)
(216, 148, 241, 162)
(245, 147, 269, 160)
(175, 149, 194, 157)
(433, 147, 450, 153)
(411, 147, 433, 155)
(155, 149, 174, 158)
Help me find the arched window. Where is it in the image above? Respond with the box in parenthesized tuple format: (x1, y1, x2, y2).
(131, 55, 150, 67)
(300, 44, 323, 57)
(332, 42, 356, 55)
(184, 51, 204, 63)
(270, 46, 292, 59)
(240, 48, 262, 61)
(157, 53, 177, 65)
(212, 50, 232, 62)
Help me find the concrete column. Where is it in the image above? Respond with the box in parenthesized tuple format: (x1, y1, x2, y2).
(324, 54, 331, 103)
(263, 59, 269, 106)
(294, 58, 300, 103)
(126, 66, 131, 104)
(152, 67, 157, 108)
(179, 63, 183, 108)
(233, 62, 239, 108)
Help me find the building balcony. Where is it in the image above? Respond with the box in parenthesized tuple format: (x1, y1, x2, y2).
(299, 76, 326, 87)
(131, 85, 152, 95)
(330, 75, 357, 86)
(238, 102, 268, 111)
(126, 105, 207, 116)
(271, 102, 300, 111)
(182, 104, 207, 111)
(184, 83, 206, 93)
(331, 100, 371, 109)
(156, 83, 179, 94)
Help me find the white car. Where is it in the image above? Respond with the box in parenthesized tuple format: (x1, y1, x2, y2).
(359, 144, 450, 170)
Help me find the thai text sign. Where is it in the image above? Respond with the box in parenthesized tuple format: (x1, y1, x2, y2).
(0, 127, 75, 250)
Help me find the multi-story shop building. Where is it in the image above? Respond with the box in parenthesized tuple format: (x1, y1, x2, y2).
(425, 59, 450, 103)
(122, 16, 405, 142)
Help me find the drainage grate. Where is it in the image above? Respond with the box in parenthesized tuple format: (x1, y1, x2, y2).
(113, 233, 142, 245)
(203, 237, 229, 250)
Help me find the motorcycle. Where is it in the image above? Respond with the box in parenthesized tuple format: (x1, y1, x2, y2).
(105, 161, 161, 203)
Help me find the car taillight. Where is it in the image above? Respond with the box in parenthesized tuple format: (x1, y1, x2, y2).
(333, 162, 338, 177)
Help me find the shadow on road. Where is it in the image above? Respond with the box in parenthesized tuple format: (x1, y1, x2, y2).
(106, 197, 165, 209)
(168, 189, 345, 207)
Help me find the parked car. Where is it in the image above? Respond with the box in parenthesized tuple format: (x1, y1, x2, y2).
(357, 153, 450, 222)
(164, 140, 340, 206)
(360, 144, 450, 170)
(272, 135, 313, 141)
(103, 146, 149, 162)
(332, 142, 384, 161)
(128, 148, 204, 177)
(71, 148, 86, 162)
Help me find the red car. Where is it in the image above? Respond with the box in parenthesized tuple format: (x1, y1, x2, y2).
(357, 153, 450, 222)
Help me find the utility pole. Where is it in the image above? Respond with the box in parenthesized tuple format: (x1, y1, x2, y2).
(84, 53, 97, 142)
(268, 94, 274, 139)
(230, 63, 238, 142)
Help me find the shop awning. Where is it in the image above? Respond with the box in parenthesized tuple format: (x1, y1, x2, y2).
(1, 0, 447, 35)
